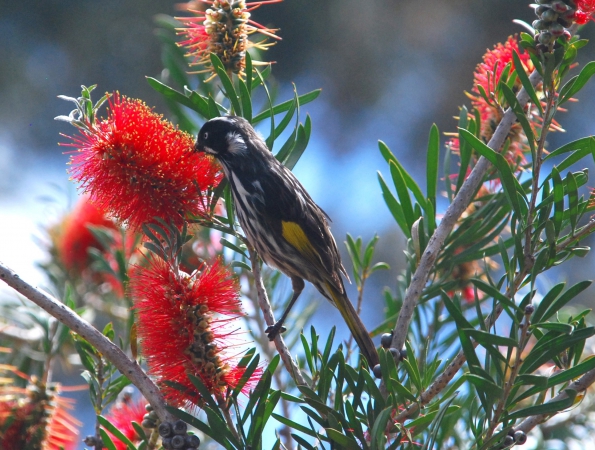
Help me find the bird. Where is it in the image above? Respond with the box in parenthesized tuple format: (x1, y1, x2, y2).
(194, 115, 379, 367)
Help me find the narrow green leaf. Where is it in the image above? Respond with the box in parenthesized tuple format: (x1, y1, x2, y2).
(389, 160, 415, 233)
(552, 166, 565, 237)
(99, 428, 119, 450)
(378, 172, 409, 237)
(284, 117, 311, 170)
(567, 171, 579, 233)
(210, 54, 242, 114)
(426, 124, 439, 209)
(559, 61, 595, 104)
(463, 329, 518, 348)
(370, 407, 393, 450)
(532, 282, 565, 324)
(220, 237, 248, 258)
(513, 50, 543, 114)
(238, 78, 252, 122)
(458, 128, 524, 219)
(379, 141, 427, 209)
(326, 429, 361, 450)
(506, 389, 577, 421)
(540, 280, 591, 323)
(543, 136, 595, 164)
(500, 82, 536, 156)
(252, 90, 322, 124)
(99, 415, 136, 450)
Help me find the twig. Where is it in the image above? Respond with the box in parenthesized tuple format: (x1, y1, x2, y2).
(246, 246, 307, 386)
(388, 69, 543, 355)
(0, 261, 175, 423)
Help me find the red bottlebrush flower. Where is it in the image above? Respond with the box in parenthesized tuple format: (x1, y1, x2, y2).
(63, 93, 221, 230)
(103, 397, 147, 450)
(132, 257, 259, 408)
(469, 36, 535, 166)
(54, 195, 117, 273)
(176, 0, 282, 78)
(0, 373, 80, 450)
(575, 0, 595, 24)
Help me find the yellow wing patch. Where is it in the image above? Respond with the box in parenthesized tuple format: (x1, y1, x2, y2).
(281, 221, 319, 262)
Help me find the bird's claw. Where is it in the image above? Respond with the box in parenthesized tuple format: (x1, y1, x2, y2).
(265, 323, 287, 341)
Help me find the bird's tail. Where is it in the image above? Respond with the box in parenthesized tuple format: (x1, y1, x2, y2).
(325, 282, 379, 367)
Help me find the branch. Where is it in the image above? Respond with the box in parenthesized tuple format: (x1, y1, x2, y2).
(246, 246, 307, 386)
(388, 69, 543, 354)
(0, 261, 175, 423)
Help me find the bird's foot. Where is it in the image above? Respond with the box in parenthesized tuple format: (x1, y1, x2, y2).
(265, 322, 287, 341)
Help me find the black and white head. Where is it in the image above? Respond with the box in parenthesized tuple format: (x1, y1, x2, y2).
(194, 116, 269, 167)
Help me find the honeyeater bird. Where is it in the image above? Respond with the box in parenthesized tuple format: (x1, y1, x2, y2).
(194, 116, 379, 367)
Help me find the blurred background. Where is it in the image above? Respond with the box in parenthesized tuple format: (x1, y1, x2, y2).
(1, 0, 595, 446)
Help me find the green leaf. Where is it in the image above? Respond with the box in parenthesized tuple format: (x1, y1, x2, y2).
(532, 322, 574, 334)
(463, 329, 518, 348)
(272, 413, 320, 438)
(220, 237, 248, 258)
(370, 407, 393, 450)
(426, 124, 440, 210)
(506, 389, 577, 421)
(238, 78, 253, 122)
(458, 128, 524, 219)
(379, 141, 427, 209)
(567, 171, 579, 233)
(99, 415, 136, 450)
(552, 166, 565, 236)
(252, 90, 322, 124)
(559, 61, 595, 104)
(513, 50, 543, 114)
(522, 327, 595, 374)
(99, 428, 119, 450)
(500, 82, 536, 156)
(210, 54, 242, 114)
(389, 160, 415, 234)
(284, 116, 311, 171)
(378, 172, 409, 237)
(166, 406, 213, 437)
(541, 280, 591, 323)
(326, 428, 361, 450)
(543, 136, 595, 164)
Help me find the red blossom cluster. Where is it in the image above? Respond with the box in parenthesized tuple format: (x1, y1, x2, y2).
(0, 372, 80, 450)
(132, 257, 258, 407)
(467, 35, 536, 166)
(103, 397, 148, 450)
(575, 0, 595, 24)
(63, 93, 221, 230)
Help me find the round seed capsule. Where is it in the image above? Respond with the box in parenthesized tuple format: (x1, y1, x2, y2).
(503, 434, 515, 446)
(542, 9, 559, 22)
(373, 364, 382, 379)
(380, 332, 393, 348)
(186, 434, 201, 447)
(514, 430, 527, 444)
(158, 422, 173, 438)
(173, 419, 188, 435)
(532, 19, 548, 30)
(539, 32, 554, 45)
(171, 435, 186, 449)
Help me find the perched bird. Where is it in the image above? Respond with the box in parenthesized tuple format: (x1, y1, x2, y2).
(195, 116, 379, 367)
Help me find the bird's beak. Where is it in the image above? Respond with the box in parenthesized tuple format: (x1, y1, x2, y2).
(194, 141, 204, 153)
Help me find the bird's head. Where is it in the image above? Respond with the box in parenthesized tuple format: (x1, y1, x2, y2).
(195, 116, 258, 162)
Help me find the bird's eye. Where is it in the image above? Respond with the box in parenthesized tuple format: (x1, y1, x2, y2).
(203, 132, 209, 140)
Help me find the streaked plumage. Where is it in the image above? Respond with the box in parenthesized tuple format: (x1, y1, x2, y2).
(195, 116, 379, 367)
